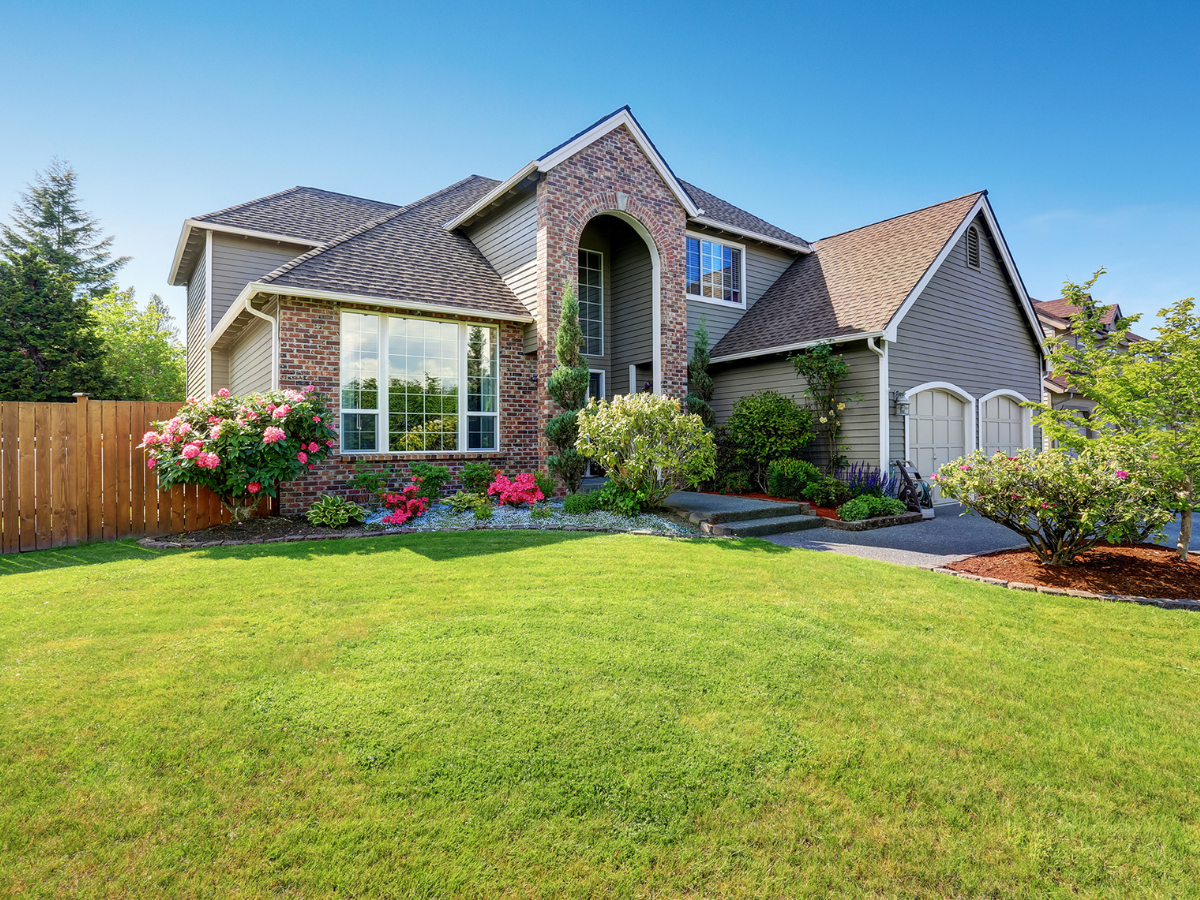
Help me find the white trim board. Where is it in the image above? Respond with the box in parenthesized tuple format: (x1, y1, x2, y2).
(685, 231, 748, 309)
(710, 330, 885, 366)
(169, 219, 319, 285)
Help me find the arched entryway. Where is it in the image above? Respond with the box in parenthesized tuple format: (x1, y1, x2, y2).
(574, 211, 661, 398)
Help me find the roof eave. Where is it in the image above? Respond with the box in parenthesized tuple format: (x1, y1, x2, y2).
(710, 330, 884, 365)
(688, 216, 812, 255)
(169, 218, 321, 285)
(443, 163, 540, 232)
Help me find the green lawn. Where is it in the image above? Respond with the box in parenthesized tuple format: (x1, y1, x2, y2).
(1, 533, 1197, 898)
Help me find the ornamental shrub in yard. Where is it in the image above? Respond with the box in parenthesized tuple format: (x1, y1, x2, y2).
(767, 458, 821, 500)
(726, 391, 815, 492)
(836, 494, 908, 522)
(576, 393, 715, 509)
(381, 481, 430, 526)
(935, 448, 1173, 566)
(143, 387, 338, 521)
(488, 473, 544, 507)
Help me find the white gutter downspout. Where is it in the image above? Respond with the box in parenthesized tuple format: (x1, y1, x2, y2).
(244, 294, 279, 391)
(867, 337, 889, 469)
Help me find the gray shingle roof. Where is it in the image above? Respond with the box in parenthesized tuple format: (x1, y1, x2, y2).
(258, 176, 531, 320)
(680, 180, 809, 248)
(195, 186, 401, 245)
(712, 192, 984, 359)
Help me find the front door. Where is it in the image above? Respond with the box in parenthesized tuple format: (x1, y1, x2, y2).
(909, 388, 966, 503)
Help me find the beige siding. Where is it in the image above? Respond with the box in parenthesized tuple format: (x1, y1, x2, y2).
(210, 233, 307, 328)
(465, 190, 538, 317)
(228, 315, 274, 395)
(687, 244, 795, 353)
(711, 340, 881, 469)
(185, 247, 207, 398)
(888, 214, 1044, 462)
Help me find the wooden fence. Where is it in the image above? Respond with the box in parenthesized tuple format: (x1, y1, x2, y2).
(0, 397, 254, 553)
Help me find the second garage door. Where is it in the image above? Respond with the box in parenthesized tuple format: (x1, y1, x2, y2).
(980, 394, 1026, 456)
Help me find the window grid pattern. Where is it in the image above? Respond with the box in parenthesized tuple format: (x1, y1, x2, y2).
(466, 325, 498, 449)
(686, 237, 741, 303)
(388, 318, 459, 452)
(578, 249, 603, 356)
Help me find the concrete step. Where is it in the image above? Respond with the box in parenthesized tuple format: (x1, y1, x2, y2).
(722, 513, 825, 537)
(706, 502, 809, 524)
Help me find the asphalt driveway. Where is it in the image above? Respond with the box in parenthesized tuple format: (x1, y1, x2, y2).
(762, 505, 1200, 568)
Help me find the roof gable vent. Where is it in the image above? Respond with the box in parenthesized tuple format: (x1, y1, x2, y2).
(966, 225, 981, 269)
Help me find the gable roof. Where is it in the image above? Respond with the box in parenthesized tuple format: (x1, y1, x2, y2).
(680, 180, 809, 249)
(248, 175, 530, 321)
(1034, 296, 1119, 326)
(169, 187, 401, 285)
(711, 192, 987, 360)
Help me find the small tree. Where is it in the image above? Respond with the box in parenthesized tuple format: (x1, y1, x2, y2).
(92, 288, 186, 400)
(1, 158, 128, 296)
(545, 280, 590, 494)
(684, 314, 715, 427)
(792, 342, 857, 472)
(144, 387, 338, 521)
(576, 393, 715, 508)
(1033, 269, 1200, 561)
(0, 248, 112, 400)
(726, 390, 815, 492)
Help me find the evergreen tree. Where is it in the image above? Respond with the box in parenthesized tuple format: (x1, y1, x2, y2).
(684, 314, 715, 427)
(0, 248, 113, 401)
(545, 280, 591, 494)
(1, 158, 129, 296)
(92, 288, 186, 400)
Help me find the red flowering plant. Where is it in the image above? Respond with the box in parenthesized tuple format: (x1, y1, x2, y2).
(487, 472, 545, 507)
(141, 386, 338, 521)
(381, 479, 431, 525)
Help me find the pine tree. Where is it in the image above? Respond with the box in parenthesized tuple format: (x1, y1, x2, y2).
(685, 314, 715, 427)
(0, 249, 113, 400)
(1, 158, 129, 296)
(545, 280, 591, 494)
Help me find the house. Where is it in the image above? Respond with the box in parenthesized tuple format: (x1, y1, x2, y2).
(1033, 297, 1144, 435)
(169, 107, 1046, 511)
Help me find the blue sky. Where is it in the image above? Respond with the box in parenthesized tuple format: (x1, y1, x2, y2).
(2, 0, 1197, 333)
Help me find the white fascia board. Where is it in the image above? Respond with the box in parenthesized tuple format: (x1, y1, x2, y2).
(209, 282, 536, 349)
(443, 162, 539, 232)
(169, 219, 321, 285)
(882, 195, 1046, 356)
(688, 216, 812, 255)
(710, 330, 884, 365)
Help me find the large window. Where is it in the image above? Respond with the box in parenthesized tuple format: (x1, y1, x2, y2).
(340, 311, 498, 453)
(578, 249, 603, 356)
(686, 236, 742, 304)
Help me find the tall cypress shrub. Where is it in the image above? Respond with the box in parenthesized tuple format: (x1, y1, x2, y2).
(685, 314, 715, 427)
(545, 280, 590, 494)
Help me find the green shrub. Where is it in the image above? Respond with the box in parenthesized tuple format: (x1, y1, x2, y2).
(563, 490, 602, 515)
(576, 393, 715, 508)
(534, 471, 555, 500)
(460, 462, 495, 495)
(347, 462, 394, 500)
(836, 494, 908, 522)
(409, 462, 450, 502)
(472, 497, 494, 521)
(767, 458, 821, 500)
(804, 476, 852, 508)
(447, 490, 483, 513)
(305, 495, 365, 528)
(529, 503, 553, 520)
(726, 392, 815, 492)
(594, 481, 649, 517)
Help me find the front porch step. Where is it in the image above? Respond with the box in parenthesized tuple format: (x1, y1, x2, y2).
(705, 502, 809, 524)
(720, 513, 825, 537)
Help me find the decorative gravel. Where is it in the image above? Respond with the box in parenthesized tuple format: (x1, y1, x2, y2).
(363, 502, 696, 536)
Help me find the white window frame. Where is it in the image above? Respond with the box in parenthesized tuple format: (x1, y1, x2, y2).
(587, 368, 605, 402)
(685, 231, 747, 307)
(338, 310, 499, 455)
(578, 248, 604, 358)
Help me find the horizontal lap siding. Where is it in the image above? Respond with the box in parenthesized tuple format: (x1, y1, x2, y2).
(228, 316, 273, 395)
(210, 234, 308, 328)
(888, 215, 1044, 459)
(465, 191, 539, 354)
(185, 247, 207, 399)
(611, 234, 653, 396)
(688, 244, 794, 353)
(711, 341, 880, 469)
(578, 224, 613, 387)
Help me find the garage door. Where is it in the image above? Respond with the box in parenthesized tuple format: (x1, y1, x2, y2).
(981, 395, 1025, 456)
(910, 389, 966, 502)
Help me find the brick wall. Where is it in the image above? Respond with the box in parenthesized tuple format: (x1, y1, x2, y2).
(275, 296, 538, 513)
(535, 124, 690, 465)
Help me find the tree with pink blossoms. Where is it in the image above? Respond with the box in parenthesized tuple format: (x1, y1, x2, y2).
(141, 386, 338, 521)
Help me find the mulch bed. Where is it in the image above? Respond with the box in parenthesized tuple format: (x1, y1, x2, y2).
(171, 516, 342, 544)
(948, 544, 1200, 600)
(700, 490, 842, 520)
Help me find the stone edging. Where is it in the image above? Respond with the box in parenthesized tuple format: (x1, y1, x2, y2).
(137, 523, 713, 550)
(920, 564, 1200, 612)
(821, 512, 924, 532)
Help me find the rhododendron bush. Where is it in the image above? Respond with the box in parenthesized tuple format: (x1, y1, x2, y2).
(142, 387, 338, 521)
(381, 480, 430, 526)
(487, 473, 544, 506)
(576, 393, 715, 509)
(935, 448, 1172, 566)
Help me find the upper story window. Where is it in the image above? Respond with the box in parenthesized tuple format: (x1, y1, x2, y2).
(966, 226, 981, 269)
(578, 249, 603, 356)
(686, 235, 743, 304)
(340, 311, 498, 454)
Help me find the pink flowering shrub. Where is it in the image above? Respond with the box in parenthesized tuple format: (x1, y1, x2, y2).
(935, 448, 1173, 565)
(381, 480, 431, 526)
(141, 386, 338, 521)
(487, 472, 544, 507)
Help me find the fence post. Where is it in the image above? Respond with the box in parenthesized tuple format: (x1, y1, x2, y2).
(72, 394, 89, 545)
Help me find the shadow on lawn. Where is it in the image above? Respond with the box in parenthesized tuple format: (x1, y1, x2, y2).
(0, 529, 792, 574)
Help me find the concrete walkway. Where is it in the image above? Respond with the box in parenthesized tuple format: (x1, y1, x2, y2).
(663, 490, 798, 520)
